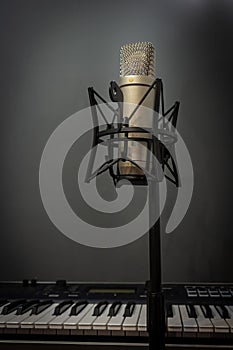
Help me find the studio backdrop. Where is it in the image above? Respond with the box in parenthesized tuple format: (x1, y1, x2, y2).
(0, 0, 233, 283)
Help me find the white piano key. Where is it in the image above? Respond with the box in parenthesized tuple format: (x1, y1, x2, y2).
(167, 305, 182, 333)
(83, 329, 97, 336)
(6, 310, 33, 328)
(137, 304, 147, 332)
(3, 328, 16, 334)
(21, 304, 55, 329)
(78, 304, 96, 330)
(107, 304, 126, 331)
(209, 305, 229, 333)
(44, 329, 56, 335)
(63, 304, 92, 330)
(17, 328, 30, 334)
(0, 311, 18, 328)
(56, 329, 70, 335)
(229, 306, 233, 313)
(0, 303, 10, 328)
(122, 304, 141, 331)
(194, 305, 213, 333)
(179, 305, 198, 333)
(34, 303, 60, 329)
(125, 330, 139, 337)
(98, 330, 111, 336)
(31, 328, 43, 335)
(49, 304, 74, 329)
(111, 330, 125, 336)
(70, 329, 84, 335)
(92, 304, 111, 330)
(224, 306, 233, 332)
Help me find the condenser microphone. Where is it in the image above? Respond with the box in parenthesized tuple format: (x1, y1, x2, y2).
(86, 41, 180, 186)
(118, 42, 157, 176)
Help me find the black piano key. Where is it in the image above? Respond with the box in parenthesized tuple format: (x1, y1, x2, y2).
(93, 301, 108, 316)
(186, 304, 197, 318)
(16, 300, 39, 315)
(31, 301, 53, 315)
(123, 302, 135, 317)
(70, 301, 88, 316)
(108, 302, 122, 317)
(215, 305, 230, 319)
(201, 304, 213, 318)
(53, 301, 73, 316)
(2, 300, 25, 315)
(166, 304, 173, 318)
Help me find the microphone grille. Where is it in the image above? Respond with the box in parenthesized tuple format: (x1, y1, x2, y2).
(120, 42, 155, 77)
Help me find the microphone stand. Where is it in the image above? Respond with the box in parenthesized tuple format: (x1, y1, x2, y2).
(147, 79, 165, 350)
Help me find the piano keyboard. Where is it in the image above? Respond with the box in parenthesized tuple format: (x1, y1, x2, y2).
(0, 281, 233, 348)
(1, 301, 233, 336)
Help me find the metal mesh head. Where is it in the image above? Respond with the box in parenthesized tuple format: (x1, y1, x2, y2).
(120, 42, 155, 77)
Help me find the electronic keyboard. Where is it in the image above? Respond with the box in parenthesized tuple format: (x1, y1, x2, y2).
(0, 281, 233, 349)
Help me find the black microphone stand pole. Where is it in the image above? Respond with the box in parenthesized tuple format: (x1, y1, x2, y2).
(147, 179, 165, 350)
(147, 79, 165, 350)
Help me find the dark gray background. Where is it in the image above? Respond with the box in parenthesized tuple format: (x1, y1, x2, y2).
(0, 0, 233, 283)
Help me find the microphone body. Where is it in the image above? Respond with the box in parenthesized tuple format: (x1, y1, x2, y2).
(118, 42, 157, 176)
